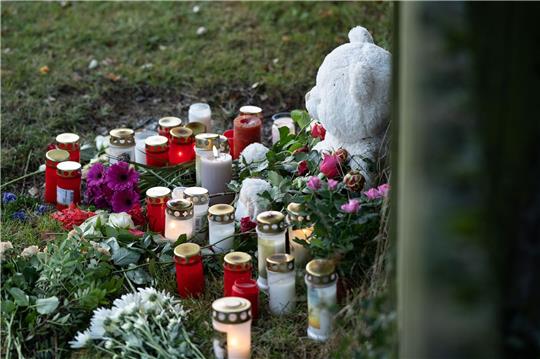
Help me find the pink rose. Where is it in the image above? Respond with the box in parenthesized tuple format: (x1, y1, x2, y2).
(311, 123, 326, 140)
(341, 199, 360, 214)
(240, 217, 257, 233)
(128, 228, 145, 237)
(319, 154, 340, 179)
(307, 176, 322, 191)
(327, 179, 338, 191)
(377, 183, 390, 197)
(364, 188, 380, 200)
(297, 160, 308, 176)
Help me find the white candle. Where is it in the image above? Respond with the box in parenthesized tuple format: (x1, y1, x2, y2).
(271, 115, 295, 144)
(200, 146, 232, 197)
(189, 103, 212, 132)
(108, 128, 136, 164)
(212, 297, 252, 359)
(183, 187, 209, 240)
(288, 227, 313, 270)
(164, 199, 194, 242)
(134, 130, 157, 165)
(255, 211, 287, 291)
(267, 253, 296, 315)
(208, 204, 235, 253)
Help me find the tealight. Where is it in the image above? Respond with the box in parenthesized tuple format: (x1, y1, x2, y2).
(212, 297, 252, 359)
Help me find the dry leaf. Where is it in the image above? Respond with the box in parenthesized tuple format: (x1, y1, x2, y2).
(281, 35, 290, 43)
(39, 66, 49, 74)
(105, 72, 121, 82)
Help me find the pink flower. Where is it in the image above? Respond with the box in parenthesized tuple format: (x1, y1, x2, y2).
(111, 189, 140, 213)
(327, 179, 338, 191)
(364, 188, 380, 200)
(341, 199, 360, 214)
(319, 154, 340, 179)
(240, 217, 257, 233)
(307, 176, 322, 191)
(297, 160, 308, 176)
(106, 162, 139, 191)
(377, 183, 390, 197)
(311, 123, 326, 140)
(128, 228, 145, 237)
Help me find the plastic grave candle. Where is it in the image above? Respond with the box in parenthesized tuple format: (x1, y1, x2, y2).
(212, 297, 252, 359)
(223, 129, 234, 157)
(172, 186, 186, 200)
(267, 253, 296, 315)
(145, 186, 171, 234)
(185, 121, 207, 137)
(56, 161, 81, 210)
(305, 259, 338, 341)
(188, 103, 212, 132)
(208, 204, 235, 252)
(134, 130, 157, 165)
(169, 127, 195, 165)
(45, 149, 70, 204)
(183, 187, 209, 240)
(145, 135, 169, 167)
(256, 211, 287, 291)
(158, 116, 182, 141)
(164, 199, 194, 241)
(200, 146, 232, 201)
(108, 128, 136, 164)
(286, 202, 314, 270)
(239, 105, 263, 119)
(223, 252, 252, 297)
(233, 114, 262, 159)
(195, 133, 220, 186)
(174, 243, 204, 298)
(55, 133, 80, 162)
(231, 278, 259, 321)
(271, 112, 296, 144)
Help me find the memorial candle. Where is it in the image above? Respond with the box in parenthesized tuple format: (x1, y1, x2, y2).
(158, 116, 182, 141)
(212, 297, 252, 359)
(208, 204, 235, 253)
(45, 149, 70, 204)
(56, 161, 81, 210)
(266, 253, 296, 315)
(200, 146, 232, 199)
(134, 130, 157, 165)
(164, 199, 194, 241)
(174, 243, 205, 298)
(188, 103, 212, 132)
(239, 105, 263, 119)
(169, 127, 195, 165)
(256, 211, 287, 291)
(145, 186, 171, 234)
(185, 121, 207, 137)
(108, 128, 136, 164)
(271, 112, 296, 144)
(55, 133, 80, 162)
(233, 115, 262, 159)
(286, 202, 313, 270)
(195, 133, 220, 186)
(224, 252, 252, 297)
(145, 135, 169, 167)
(231, 279, 259, 321)
(183, 186, 209, 240)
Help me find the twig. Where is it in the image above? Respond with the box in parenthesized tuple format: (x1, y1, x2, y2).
(0, 169, 42, 190)
(22, 150, 32, 188)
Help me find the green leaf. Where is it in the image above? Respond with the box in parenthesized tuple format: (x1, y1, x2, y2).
(9, 287, 29, 306)
(267, 171, 283, 187)
(103, 225, 119, 238)
(111, 248, 141, 266)
(291, 109, 311, 129)
(125, 265, 152, 285)
(1, 300, 17, 315)
(36, 296, 59, 314)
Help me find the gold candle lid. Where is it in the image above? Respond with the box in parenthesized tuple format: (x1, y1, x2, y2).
(145, 135, 168, 152)
(166, 199, 194, 219)
(286, 202, 311, 224)
(195, 133, 220, 150)
(145, 186, 171, 205)
(183, 187, 209, 205)
(212, 297, 252, 324)
(57, 161, 82, 178)
(56, 133, 80, 144)
(158, 116, 182, 129)
(185, 122, 207, 136)
(208, 204, 235, 224)
(170, 127, 194, 144)
(46, 149, 70, 163)
(256, 211, 286, 234)
(266, 253, 295, 273)
(305, 259, 337, 285)
(109, 128, 135, 147)
(240, 105, 263, 117)
(224, 252, 252, 271)
(174, 242, 201, 259)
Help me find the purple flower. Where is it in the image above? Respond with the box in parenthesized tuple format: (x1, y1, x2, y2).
(111, 189, 140, 213)
(327, 179, 338, 191)
(35, 204, 48, 215)
(2, 192, 16, 204)
(341, 199, 360, 214)
(87, 163, 106, 185)
(307, 176, 322, 191)
(364, 188, 380, 200)
(105, 162, 139, 191)
(12, 210, 26, 221)
(377, 183, 390, 197)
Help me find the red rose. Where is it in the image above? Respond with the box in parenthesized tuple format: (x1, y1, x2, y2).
(343, 170, 365, 192)
(319, 154, 340, 179)
(128, 228, 145, 237)
(127, 204, 146, 226)
(333, 148, 348, 163)
(297, 160, 308, 176)
(240, 216, 257, 233)
(293, 146, 309, 155)
(311, 123, 326, 140)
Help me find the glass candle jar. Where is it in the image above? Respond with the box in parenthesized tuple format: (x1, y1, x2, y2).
(45, 149, 70, 204)
(56, 161, 81, 210)
(145, 135, 169, 167)
(208, 204, 235, 253)
(169, 127, 195, 165)
(223, 129, 234, 157)
(239, 105, 263, 119)
(174, 243, 204, 298)
(305, 259, 338, 341)
(233, 115, 262, 159)
(286, 202, 313, 271)
(271, 112, 296, 144)
(231, 278, 259, 321)
(200, 147, 232, 204)
(266, 253, 296, 315)
(212, 297, 252, 359)
(224, 252, 252, 297)
(185, 121, 207, 137)
(188, 103, 212, 132)
(158, 116, 182, 141)
(256, 211, 287, 291)
(55, 133, 80, 162)
(145, 186, 171, 234)
(164, 199, 194, 241)
(183, 186, 209, 240)
(108, 128, 136, 164)
(195, 133, 220, 186)
(134, 130, 157, 165)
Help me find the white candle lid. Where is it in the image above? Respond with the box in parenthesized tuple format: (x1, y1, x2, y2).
(240, 105, 262, 115)
(212, 297, 252, 324)
(56, 133, 80, 144)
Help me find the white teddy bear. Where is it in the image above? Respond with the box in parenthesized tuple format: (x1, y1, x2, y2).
(306, 26, 391, 185)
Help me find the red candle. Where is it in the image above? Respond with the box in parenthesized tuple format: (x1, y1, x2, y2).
(45, 149, 70, 204)
(169, 127, 195, 164)
(56, 161, 81, 210)
(223, 129, 234, 157)
(145, 186, 171, 234)
(223, 252, 252, 297)
(233, 115, 262, 159)
(231, 278, 259, 321)
(158, 117, 182, 142)
(145, 135, 169, 167)
(55, 133, 80, 162)
(239, 105, 263, 120)
(174, 243, 205, 298)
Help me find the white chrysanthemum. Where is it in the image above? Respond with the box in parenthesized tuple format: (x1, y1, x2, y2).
(239, 143, 269, 166)
(89, 307, 113, 339)
(113, 293, 138, 309)
(95, 135, 110, 151)
(125, 334, 143, 348)
(69, 330, 92, 349)
(20, 245, 39, 257)
(0, 241, 14, 260)
(234, 178, 272, 221)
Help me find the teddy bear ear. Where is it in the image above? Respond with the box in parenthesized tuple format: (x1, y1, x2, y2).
(349, 60, 375, 104)
(348, 26, 374, 44)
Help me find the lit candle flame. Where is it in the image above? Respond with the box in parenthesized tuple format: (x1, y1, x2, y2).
(212, 145, 219, 159)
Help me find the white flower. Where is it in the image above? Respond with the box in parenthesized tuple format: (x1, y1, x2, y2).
(125, 334, 143, 348)
(107, 213, 135, 229)
(69, 330, 92, 348)
(234, 178, 272, 221)
(95, 135, 110, 151)
(192, 5, 200, 13)
(38, 164, 46, 172)
(0, 241, 14, 260)
(196, 26, 207, 36)
(113, 292, 138, 309)
(79, 212, 109, 234)
(105, 340, 113, 349)
(240, 143, 269, 166)
(20, 245, 39, 257)
(89, 307, 113, 339)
